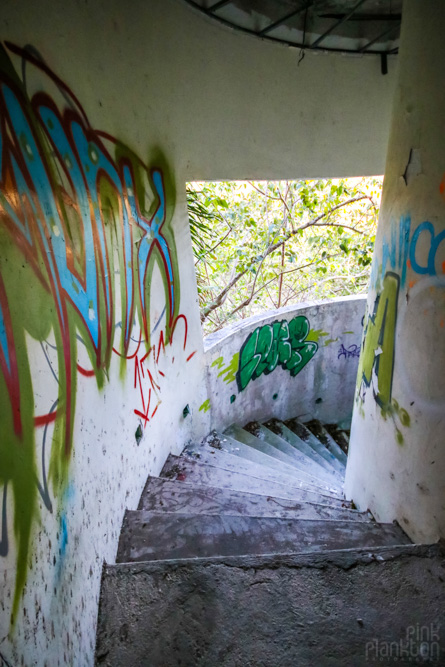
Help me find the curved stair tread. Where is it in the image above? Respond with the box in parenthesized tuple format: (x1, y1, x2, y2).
(285, 418, 346, 474)
(213, 430, 342, 488)
(116, 512, 411, 563)
(183, 441, 343, 496)
(243, 422, 343, 486)
(265, 419, 345, 476)
(138, 477, 368, 522)
(160, 455, 352, 508)
(305, 419, 348, 466)
(224, 423, 345, 483)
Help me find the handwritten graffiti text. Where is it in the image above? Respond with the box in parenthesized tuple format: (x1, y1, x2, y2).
(374, 215, 445, 289)
(338, 344, 360, 359)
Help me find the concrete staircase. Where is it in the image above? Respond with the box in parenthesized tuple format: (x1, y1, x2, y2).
(95, 418, 445, 666)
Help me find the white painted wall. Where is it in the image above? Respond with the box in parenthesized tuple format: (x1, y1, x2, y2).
(0, 0, 395, 665)
(346, 2, 445, 544)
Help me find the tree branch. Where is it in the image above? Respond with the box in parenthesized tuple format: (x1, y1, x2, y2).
(248, 181, 282, 202)
(195, 223, 232, 265)
(200, 194, 371, 322)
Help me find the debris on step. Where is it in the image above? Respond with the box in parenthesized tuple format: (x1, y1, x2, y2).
(324, 423, 350, 455)
(304, 419, 348, 466)
(284, 418, 346, 474)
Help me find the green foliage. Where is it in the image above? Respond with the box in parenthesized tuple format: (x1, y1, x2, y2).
(187, 177, 382, 335)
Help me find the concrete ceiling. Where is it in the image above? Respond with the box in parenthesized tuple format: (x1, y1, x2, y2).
(183, 0, 403, 57)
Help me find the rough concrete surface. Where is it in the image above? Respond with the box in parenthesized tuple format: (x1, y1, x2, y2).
(266, 420, 344, 474)
(161, 455, 350, 507)
(138, 477, 367, 522)
(96, 544, 445, 667)
(117, 513, 410, 563)
(184, 440, 342, 493)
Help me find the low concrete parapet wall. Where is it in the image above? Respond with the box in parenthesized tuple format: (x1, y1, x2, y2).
(203, 296, 366, 431)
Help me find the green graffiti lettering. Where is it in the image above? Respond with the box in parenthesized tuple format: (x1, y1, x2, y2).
(211, 356, 224, 370)
(236, 316, 318, 391)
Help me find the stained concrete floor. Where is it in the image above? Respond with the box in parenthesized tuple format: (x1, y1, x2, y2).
(96, 544, 445, 667)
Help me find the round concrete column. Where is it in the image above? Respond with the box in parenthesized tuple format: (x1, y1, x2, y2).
(345, 1, 445, 542)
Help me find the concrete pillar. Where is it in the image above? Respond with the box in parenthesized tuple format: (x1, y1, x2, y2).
(345, 1, 445, 543)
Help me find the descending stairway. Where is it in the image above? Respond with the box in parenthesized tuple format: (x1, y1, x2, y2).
(95, 418, 445, 666)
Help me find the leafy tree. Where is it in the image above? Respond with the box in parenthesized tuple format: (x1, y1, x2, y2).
(187, 178, 382, 335)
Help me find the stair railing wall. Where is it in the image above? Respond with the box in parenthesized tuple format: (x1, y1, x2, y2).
(203, 296, 366, 433)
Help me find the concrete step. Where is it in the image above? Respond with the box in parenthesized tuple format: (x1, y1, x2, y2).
(184, 440, 343, 496)
(117, 512, 411, 563)
(265, 419, 345, 477)
(223, 423, 343, 489)
(96, 544, 445, 667)
(138, 477, 369, 522)
(305, 419, 348, 466)
(324, 423, 349, 455)
(160, 455, 352, 508)
(285, 418, 346, 474)
(244, 422, 342, 487)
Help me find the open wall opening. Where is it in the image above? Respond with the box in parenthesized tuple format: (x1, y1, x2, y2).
(187, 177, 383, 336)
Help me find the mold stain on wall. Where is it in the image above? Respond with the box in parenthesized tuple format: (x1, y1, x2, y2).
(0, 42, 185, 618)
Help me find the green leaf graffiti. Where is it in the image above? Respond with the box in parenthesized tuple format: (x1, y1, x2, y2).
(212, 353, 239, 385)
(236, 316, 318, 391)
(199, 398, 211, 413)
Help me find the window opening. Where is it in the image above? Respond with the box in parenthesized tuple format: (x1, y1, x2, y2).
(187, 177, 383, 336)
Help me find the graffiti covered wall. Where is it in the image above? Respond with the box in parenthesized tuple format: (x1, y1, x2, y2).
(0, 0, 400, 662)
(0, 42, 206, 666)
(347, 204, 445, 534)
(345, 3, 445, 544)
(236, 316, 318, 392)
(204, 297, 366, 433)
